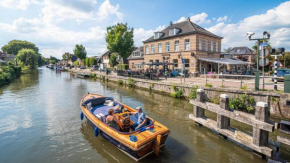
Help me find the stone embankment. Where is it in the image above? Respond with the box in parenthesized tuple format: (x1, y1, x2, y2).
(68, 68, 290, 119)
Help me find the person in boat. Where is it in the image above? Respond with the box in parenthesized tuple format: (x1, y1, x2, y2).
(130, 106, 147, 131)
(106, 109, 119, 131)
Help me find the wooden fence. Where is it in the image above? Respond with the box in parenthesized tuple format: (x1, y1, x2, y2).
(189, 89, 279, 158)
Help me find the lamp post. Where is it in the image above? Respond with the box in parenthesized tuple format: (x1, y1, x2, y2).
(246, 31, 270, 91)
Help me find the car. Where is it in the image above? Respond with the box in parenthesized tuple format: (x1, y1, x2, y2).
(272, 69, 290, 82)
(80, 66, 86, 69)
(91, 65, 97, 71)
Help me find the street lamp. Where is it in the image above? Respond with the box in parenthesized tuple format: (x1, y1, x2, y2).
(246, 31, 271, 91)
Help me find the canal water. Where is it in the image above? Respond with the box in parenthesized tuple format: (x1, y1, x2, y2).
(0, 67, 289, 163)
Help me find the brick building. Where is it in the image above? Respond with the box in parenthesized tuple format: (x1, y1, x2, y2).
(142, 18, 223, 73)
(127, 46, 144, 69)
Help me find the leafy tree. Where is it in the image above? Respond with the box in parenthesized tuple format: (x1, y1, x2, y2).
(223, 47, 232, 53)
(62, 52, 71, 62)
(37, 53, 45, 66)
(106, 23, 134, 60)
(49, 56, 58, 63)
(1, 40, 39, 54)
(89, 57, 96, 66)
(74, 44, 87, 60)
(279, 52, 290, 68)
(15, 49, 38, 69)
(109, 53, 118, 67)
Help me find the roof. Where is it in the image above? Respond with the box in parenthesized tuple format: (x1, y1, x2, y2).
(143, 19, 223, 43)
(229, 46, 254, 55)
(198, 58, 254, 65)
(70, 55, 77, 62)
(101, 51, 111, 57)
(127, 46, 144, 60)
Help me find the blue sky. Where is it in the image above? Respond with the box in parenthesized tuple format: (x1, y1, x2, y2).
(0, 0, 289, 58)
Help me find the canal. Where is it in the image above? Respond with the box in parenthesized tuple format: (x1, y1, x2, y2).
(0, 67, 289, 163)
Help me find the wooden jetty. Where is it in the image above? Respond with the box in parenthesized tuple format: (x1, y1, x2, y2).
(189, 89, 279, 158)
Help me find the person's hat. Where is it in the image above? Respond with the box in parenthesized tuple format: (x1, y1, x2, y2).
(136, 106, 142, 111)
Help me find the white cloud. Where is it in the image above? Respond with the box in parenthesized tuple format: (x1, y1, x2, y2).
(175, 12, 211, 24)
(217, 15, 228, 22)
(134, 25, 165, 46)
(0, 0, 39, 10)
(207, 1, 290, 50)
(97, 0, 123, 21)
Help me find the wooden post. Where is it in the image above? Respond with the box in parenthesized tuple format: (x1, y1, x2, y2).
(194, 89, 205, 118)
(217, 94, 230, 129)
(253, 102, 269, 146)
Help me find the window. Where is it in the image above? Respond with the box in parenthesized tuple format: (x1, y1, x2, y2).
(173, 59, 178, 70)
(149, 60, 153, 64)
(166, 42, 170, 52)
(216, 42, 219, 52)
(155, 59, 159, 63)
(158, 43, 162, 53)
(174, 41, 179, 51)
(211, 41, 213, 51)
(184, 59, 190, 70)
(154, 32, 163, 39)
(169, 28, 179, 36)
(145, 46, 149, 54)
(184, 39, 190, 51)
(199, 39, 202, 50)
(205, 40, 209, 51)
(151, 44, 155, 53)
(131, 62, 134, 68)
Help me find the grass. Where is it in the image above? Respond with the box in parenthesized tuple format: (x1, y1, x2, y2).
(205, 83, 213, 87)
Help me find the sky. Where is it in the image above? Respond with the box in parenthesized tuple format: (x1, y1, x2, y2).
(0, 0, 289, 59)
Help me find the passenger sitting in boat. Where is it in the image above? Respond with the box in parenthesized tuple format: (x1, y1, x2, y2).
(106, 109, 119, 130)
(130, 106, 147, 131)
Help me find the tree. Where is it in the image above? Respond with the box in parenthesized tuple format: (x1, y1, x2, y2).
(1, 40, 39, 54)
(279, 52, 290, 68)
(106, 23, 134, 60)
(49, 56, 58, 63)
(15, 49, 38, 69)
(62, 52, 72, 64)
(74, 44, 87, 60)
(109, 53, 118, 67)
(37, 53, 45, 66)
(223, 47, 232, 53)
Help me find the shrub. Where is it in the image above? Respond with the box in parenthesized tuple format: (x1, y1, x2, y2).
(172, 84, 176, 91)
(205, 83, 213, 87)
(189, 85, 199, 100)
(118, 80, 123, 85)
(149, 82, 154, 90)
(0, 63, 22, 86)
(241, 85, 247, 90)
(117, 64, 129, 70)
(127, 77, 135, 87)
(229, 93, 255, 113)
(170, 89, 183, 98)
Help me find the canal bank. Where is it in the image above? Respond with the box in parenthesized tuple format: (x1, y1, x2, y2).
(69, 69, 290, 119)
(1, 67, 289, 163)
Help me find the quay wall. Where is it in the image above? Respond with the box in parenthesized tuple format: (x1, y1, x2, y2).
(70, 70, 290, 119)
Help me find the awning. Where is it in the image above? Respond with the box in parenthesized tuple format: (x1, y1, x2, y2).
(198, 58, 254, 65)
(145, 62, 175, 66)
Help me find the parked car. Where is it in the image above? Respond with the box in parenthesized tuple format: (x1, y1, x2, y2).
(272, 69, 290, 82)
(91, 65, 97, 71)
(80, 66, 86, 69)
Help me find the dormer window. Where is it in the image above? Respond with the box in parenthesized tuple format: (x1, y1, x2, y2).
(154, 32, 163, 39)
(169, 28, 180, 36)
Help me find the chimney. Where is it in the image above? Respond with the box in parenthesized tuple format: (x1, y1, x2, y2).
(187, 17, 191, 22)
(170, 21, 172, 26)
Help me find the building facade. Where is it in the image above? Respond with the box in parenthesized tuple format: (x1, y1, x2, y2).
(142, 18, 223, 73)
(229, 46, 254, 62)
(128, 46, 144, 69)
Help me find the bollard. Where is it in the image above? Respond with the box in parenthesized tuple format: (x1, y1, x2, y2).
(217, 94, 230, 129)
(253, 102, 269, 146)
(194, 89, 205, 118)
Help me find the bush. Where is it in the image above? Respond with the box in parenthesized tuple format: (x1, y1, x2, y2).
(127, 77, 135, 87)
(189, 85, 199, 100)
(229, 93, 255, 113)
(241, 85, 247, 90)
(149, 82, 154, 90)
(117, 64, 129, 70)
(0, 63, 22, 86)
(89, 73, 97, 79)
(170, 89, 183, 98)
(205, 83, 213, 87)
(118, 80, 123, 85)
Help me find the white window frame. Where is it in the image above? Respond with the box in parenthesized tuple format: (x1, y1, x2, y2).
(185, 39, 190, 51)
(216, 42, 219, 52)
(211, 41, 214, 51)
(151, 44, 155, 53)
(145, 46, 149, 54)
(174, 41, 179, 52)
(205, 40, 209, 51)
(173, 59, 178, 70)
(199, 39, 202, 50)
(158, 43, 162, 53)
(166, 42, 170, 52)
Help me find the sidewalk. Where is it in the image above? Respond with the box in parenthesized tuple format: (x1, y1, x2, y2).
(68, 68, 284, 91)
